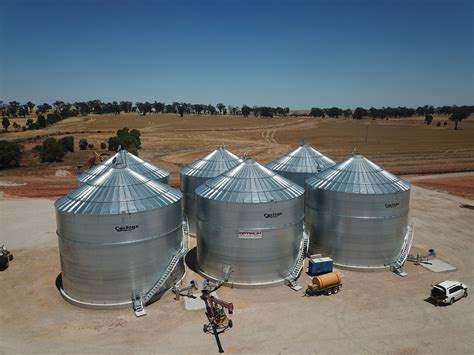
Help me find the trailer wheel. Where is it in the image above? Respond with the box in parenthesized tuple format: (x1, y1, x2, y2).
(327, 289, 332, 295)
(228, 319, 233, 328)
(333, 287, 339, 294)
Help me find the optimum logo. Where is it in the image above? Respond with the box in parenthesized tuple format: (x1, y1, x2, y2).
(115, 225, 139, 232)
(385, 203, 399, 208)
(264, 212, 282, 218)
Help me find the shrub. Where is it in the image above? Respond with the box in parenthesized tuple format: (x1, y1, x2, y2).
(87, 143, 94, 149)
(46, 113, 61, 125)
(0, 140, 22, 168)
(424, 114, 433, 125)
(100, 142, 106, 149)
(37, 138, 65, 162)
(37, 115, 47, 128)
(437, 122, 441, 127)
(79, 139, 88, 150)
(59, 136, 74, 152)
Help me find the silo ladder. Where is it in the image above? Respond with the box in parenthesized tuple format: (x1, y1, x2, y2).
(390, 223, 415, 276)
(285, 232, 309, 290)
(141, 219, 190, 306)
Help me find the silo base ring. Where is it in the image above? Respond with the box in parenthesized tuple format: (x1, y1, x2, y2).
(196, 266, 288, 289)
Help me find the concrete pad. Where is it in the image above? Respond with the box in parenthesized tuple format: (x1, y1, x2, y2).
(420, 259, 457, 272)
(184, 292, 218, 311)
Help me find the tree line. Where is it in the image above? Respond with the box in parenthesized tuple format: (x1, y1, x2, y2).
(1, 101, 472, 132)
(309, 105, 473, 130)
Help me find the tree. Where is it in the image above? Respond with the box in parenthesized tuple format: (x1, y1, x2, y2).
(108, 128, 142, 154)
(241, 105, 251, 117)
(153, 101, 165, 114)
(136, 102, 152, 115)
(37, 138, 66, 162)
(75, 102, 91, 115)
(36, 103, 52, 115)
(327, 107, 343, 118)
(424, 114, 433, 125)
(449, 109, 470, 130)
(2, 117, 10, 131)
(165, 104, 176, 114)
(343, 109, 352, 119)
(59, 136, 74, 152)
(193, 104, 205, 115)
(216, 103, 226, 114)
(0, 140, 22, 168)
(259, 107, 274, 118)
(177, 103, 186, 117)
(309, 108, 324, 117)
(353, 107, 368, 120)
(79, 139, 88, 150)
(52, 100, 65, 113)
(46, 113, 61, 125)
(207, 104, 217, 115)
(26, 101, 35, 114)
(7, 101, 20, 117)
(120, 101, 133, 113)
(37, 115, 47, 128)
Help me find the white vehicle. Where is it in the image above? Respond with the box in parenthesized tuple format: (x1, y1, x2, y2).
(430, 280, 468, 305)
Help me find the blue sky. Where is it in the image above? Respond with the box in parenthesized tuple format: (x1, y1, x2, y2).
(0, 0, 472, 108)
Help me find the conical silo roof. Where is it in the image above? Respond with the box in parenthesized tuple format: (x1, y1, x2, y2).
(266, 141, 335, 174)
(196, 159, 304, 203)
(77, 149, 169, 185)
(180, 145, 242, 178)
(306, 153, 411, 194)
(56, 163, 181, 215)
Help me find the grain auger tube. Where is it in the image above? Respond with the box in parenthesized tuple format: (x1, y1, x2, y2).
(201, 281, 234, 353)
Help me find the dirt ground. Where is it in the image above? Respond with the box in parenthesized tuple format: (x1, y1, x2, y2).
(0, 113, 473, 198)
(0, 182, 473, 354)
(412, 175, 474, 200)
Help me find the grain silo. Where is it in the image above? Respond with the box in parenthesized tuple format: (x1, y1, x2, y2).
(305, 152, 411, 270)
(180, 145, 242, 235)
(55, 162, 186, 308)
(195, 158, 307, 287)
(77, 149, 169, 186)
(266, 141, 336, 187)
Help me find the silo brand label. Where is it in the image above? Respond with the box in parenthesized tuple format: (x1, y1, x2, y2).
(115, 225, 139, 232)
(384, 203, 399, 208)
(238, 231, 263, 239)
(264, 212, 282, 218)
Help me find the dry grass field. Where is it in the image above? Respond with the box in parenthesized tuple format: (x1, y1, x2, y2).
(1, 113, 473, 197)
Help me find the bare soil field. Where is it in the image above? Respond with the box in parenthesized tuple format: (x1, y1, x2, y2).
(0, 113, 473, 198)
(0, 185, 473, 354)
(413, 175, 474, 200)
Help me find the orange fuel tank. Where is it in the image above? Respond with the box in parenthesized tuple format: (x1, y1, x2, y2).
(311, 272, 342, 289)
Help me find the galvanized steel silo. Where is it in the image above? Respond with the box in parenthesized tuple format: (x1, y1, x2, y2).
(305, 152, 411, 270)
(55, 163, 185, 308)
(77, 149, 169, 186)
(267, 141, 336, 187)
(180, 145, 242, 235)
(196, 159, 305, 287)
